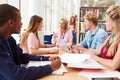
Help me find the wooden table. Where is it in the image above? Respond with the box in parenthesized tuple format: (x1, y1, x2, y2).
(37, 49, 88, 80)
(38, 65, 88, 80)
(36, 49, 120, 80)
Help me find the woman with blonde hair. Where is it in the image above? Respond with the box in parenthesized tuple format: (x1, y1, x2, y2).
(83, 5, 120, 71)
(51, 18, 73, 47)
(20, 15, 59, 55)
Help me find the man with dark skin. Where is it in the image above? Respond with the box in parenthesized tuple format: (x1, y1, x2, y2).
(0, 4, 61, 80)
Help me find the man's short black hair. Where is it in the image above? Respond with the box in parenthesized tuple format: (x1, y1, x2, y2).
(0, 4, 19, 27)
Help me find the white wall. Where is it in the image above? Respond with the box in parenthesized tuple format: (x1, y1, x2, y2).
(20, 0, 44, 43)
(8, 0, 19, 9)
(0, 0, 7, 4)
(28, 0, 44, 43)
(21, 0, 29, 31)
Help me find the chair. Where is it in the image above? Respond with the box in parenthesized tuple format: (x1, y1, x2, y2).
(44, 34, 53, 44)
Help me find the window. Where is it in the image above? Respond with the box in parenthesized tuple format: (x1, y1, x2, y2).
(43, 0, 79, 35)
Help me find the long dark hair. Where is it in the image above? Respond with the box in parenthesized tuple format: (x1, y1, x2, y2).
(20, 15, 43, 48)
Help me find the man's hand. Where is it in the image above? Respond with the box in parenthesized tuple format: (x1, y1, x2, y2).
(50, 58, 61, 71)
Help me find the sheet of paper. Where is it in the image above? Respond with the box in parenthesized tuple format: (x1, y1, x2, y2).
(68, 58, 105, 69)
(27, 61, 68, 75)
(38, 47, 58, 50)
(60, 45, 70, 52)
(59, 53, 91, 63)
(78, 69, 120, 80)
(56, 39, 66, 47)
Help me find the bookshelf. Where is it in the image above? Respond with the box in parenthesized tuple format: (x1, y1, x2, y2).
(80, 6, 107, 22)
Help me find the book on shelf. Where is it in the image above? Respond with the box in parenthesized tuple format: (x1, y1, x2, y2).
(80, 7, 106, 22)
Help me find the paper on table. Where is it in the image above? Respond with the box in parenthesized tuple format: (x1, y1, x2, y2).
(68, 58, 105, 69)
(78, 69, 120, 80)
(59, 53, 90, 63)
(56, 39, 66, 47)
(27, 61, 68, 75)
(38, 47, 58, 50)
(60, 44, 70, 52)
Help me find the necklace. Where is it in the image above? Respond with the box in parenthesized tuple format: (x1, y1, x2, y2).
(60, 31, 66, 39)
(106, 34, 114, 48)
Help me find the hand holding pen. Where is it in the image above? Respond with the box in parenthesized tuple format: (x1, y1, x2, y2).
(50, 56, 61, 71)
(68, 45, 81, 53)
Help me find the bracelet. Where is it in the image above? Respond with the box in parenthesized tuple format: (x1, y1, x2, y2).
(40, 57, 42, 61)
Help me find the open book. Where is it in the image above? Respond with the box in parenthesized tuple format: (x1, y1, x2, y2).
(60, 53, 105, 69)
(27, 61, 68, 75)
